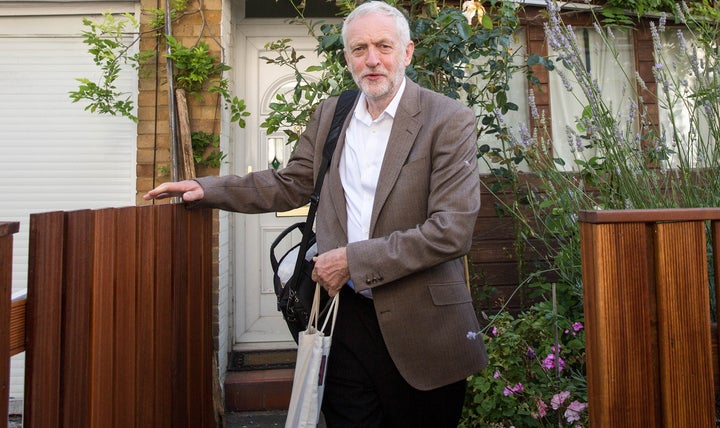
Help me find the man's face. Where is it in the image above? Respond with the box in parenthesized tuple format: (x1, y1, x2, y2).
(343, 13, 414, 104)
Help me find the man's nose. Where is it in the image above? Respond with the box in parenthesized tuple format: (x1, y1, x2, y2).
(365, 48, 380, 67)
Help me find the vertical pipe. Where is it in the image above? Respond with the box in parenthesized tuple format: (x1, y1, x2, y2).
(165, 0, 179, 183)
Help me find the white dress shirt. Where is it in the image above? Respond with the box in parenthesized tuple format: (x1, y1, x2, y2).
(340, 78, 407, 244)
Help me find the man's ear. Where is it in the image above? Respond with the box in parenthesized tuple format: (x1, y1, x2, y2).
(404, 41, 415, 67)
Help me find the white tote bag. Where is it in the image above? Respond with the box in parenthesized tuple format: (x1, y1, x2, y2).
(285, 284, 339, 428)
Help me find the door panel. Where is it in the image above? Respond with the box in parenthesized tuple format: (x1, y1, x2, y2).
(233, 21, 327, 347)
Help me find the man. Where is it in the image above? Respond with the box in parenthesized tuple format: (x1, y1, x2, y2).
(144, 2, 488, 426)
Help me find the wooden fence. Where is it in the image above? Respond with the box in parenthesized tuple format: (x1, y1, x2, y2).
(1, 222, 20, 428)
(2, 204, 216, 428)
(580, 208, 720, 427)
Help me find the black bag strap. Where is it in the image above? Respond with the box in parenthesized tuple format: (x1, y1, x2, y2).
(287, 89, 358, 294)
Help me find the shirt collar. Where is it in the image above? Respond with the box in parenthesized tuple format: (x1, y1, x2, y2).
(354, 77, 406, 124)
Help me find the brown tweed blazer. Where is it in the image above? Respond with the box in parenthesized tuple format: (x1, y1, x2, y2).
(196, 79, 488, 390)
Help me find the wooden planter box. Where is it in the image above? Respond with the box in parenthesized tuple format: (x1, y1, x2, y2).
(580, 208, 720, 427)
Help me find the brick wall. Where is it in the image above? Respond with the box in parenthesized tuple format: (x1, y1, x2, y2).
(135, 0, 223, 202)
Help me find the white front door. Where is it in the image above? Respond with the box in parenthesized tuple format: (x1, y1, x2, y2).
(232, 19, 333, 349)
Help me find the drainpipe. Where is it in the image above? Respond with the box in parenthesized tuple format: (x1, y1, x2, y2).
(165, 0, 179, 183)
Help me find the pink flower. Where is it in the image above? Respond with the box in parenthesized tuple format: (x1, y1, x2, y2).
(493, 370, 501, 379)
(532, 399, 548, 419)
(551, 391, 571, 410)
(503, 382, 524, 396)
(564, 400, 587, 423)
(541, 353, 566, 371)
(567, 322, 585, 336)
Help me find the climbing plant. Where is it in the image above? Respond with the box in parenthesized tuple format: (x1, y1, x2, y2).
(69, 1, 248, 170)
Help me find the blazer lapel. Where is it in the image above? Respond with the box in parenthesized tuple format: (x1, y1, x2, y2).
(369, 81, 422, 236)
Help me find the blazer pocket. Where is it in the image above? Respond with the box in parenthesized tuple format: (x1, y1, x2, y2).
(428, 282, 472, 306)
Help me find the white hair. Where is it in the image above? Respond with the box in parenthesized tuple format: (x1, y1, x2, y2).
(341, 1, 412, 51)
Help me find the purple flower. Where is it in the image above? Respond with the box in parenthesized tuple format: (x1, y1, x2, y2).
(466, 331, 479, 340)
(526, 346, 537, 360)
(493, 370, 501, 379)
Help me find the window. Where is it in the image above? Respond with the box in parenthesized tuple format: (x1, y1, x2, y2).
(548, 27, 635, 171)
(657, 28, 711, 169)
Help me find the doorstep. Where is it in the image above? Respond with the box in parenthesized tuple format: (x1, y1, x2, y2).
(225, 367, 295, 411)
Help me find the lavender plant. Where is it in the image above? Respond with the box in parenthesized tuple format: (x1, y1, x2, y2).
(465, 1, 719, 425)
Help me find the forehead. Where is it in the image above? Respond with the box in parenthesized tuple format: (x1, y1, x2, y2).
(344, 13, 399, 46)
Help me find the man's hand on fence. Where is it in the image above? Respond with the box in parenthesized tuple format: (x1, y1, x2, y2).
(143, 180, 205, 202)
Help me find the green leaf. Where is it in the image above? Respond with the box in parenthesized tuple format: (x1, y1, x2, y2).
(481, 14, 493, 30)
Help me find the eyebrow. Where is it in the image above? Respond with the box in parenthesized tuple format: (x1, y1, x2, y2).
(350, 38, 394, 49)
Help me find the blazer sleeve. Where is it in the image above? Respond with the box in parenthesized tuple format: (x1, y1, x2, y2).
(190, 98, 338, 213)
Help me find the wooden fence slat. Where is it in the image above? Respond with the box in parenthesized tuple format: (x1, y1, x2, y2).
(154, 205, 174, 427)
(113, 207, 138, 427)
(655, 221, 715, 426)
(1, 234, 10, 428)
(171, 206, 189, 427)
(89, 209, 117, 426)
(136, 206, 157, 427)
(185, 207, 214, 427)
(24, 212, 65, 428)
(62, 210, 95, 428)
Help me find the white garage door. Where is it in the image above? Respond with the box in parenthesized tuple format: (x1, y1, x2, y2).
(0, 2, 139, 402)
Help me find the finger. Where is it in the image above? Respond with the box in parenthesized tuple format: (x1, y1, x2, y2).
(143, 183, 172, 200)
(181, 190, 196, 202)
(181, 188, 204, 202)
(146, 191, 174, 200)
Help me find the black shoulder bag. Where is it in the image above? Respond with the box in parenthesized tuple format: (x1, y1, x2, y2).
(270, 89, 357, 343)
